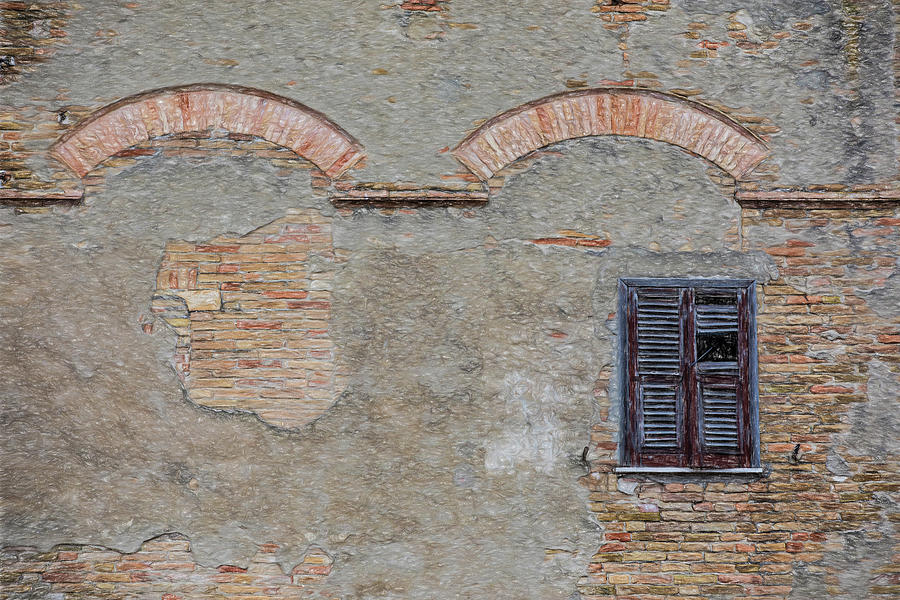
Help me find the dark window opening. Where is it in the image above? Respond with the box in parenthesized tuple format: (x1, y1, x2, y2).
(620, 279, 759, 469)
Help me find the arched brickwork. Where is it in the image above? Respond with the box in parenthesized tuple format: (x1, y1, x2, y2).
(49, 83, 365, 178)
(451, 88, 769, 181)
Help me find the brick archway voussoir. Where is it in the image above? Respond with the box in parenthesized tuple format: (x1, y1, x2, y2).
(49, 84, 366, 178)
(451, 89, 769, 181)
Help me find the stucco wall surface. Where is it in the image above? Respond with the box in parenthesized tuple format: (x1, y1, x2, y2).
(2, 138, 767, 597)
(1, 1, 898, 599)
(1, 0, 897, 188)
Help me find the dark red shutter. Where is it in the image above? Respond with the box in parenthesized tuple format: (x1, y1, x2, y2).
(693, 288, 750, 468)
(627, 286, 686, 466)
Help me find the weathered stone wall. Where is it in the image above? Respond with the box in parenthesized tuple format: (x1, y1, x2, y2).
(1, 1, 898, 599)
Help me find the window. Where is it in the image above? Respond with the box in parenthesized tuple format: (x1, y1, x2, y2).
(619, 279, 759, 470)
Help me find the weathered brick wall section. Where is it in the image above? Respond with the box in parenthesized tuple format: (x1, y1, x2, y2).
(152, 209, 344, 430)
(0, 535, 335, 599)
(31, 127, 346, 429)
(2, 2, 898, 597)
(746, 206, 899, 599)
(0, 1, 72, 85)
(399, 0, 448, 12)
(592, 0, 670, 26)
(451, 88, 769, 182)
(0, 103, 82, 194)
(578, 204, 899, 600)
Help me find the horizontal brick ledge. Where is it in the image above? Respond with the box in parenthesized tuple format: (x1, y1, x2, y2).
(330, 185, 489, 207)
(451, 87, 769, 181)
(0, 189, 84, 207)
(736, 187, 900, 208)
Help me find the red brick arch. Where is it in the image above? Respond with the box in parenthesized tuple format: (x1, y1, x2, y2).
(50, 83, 366, 178)
(451, 88, 769, 181)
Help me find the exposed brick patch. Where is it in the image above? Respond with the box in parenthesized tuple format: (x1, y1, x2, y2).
(451, 88, 769, 182)
(0, 1, 73, 85)
(49, 84, 365, 179)
(0, 534, 335, 598)
(592, 0, 670, 26)
(529, 231, 612, 249)
(679, 14, 790, 63)
(151, 208, 345, 429)
(385, 0, 478, 41)
(591, 0, 670, 71)
(399, 0, 448, 12)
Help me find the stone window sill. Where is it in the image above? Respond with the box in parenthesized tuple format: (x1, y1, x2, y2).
(615, 467, 766, 475)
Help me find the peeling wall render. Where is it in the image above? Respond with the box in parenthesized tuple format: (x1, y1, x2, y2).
(1, 1, 898, 599)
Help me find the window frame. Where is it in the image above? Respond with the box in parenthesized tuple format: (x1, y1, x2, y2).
(618, 278, 760, 471)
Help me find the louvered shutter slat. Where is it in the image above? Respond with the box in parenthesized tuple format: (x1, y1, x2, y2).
(695, 290, 744, 460)
(634, 289, 682, 453)
(699, 381, 740, 451)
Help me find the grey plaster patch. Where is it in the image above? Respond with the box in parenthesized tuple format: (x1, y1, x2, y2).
(796, 68, 832, 89)
(673, 0, 832, 28)
(484, 373, 577, 475)
(628, 0, 898, 184)
(790, 519, 897, 599)
(841, 359, 899, 462)
(826, 448, 852, 478)
(485, 137, 742, 252)
(858, 267, 900, 318)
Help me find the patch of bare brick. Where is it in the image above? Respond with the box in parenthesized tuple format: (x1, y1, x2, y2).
(581, 202, 900, 599)
(0, 1, 73, 85)
(530, 231, 612, 250)
(399, 0, 448, 12)
(0, 534, 335, 598)
(451, 88, 769, 182)
(151, 208, 345, 429)
(592, 0, 670, 27)
(49, 84, 365, 179)
(677, 13, 792, 66)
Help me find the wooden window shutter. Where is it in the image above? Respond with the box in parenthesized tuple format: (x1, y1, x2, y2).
(693, 287, 752, 468)
(622, 279, 757, 469)
(625, 285, 687, 467)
